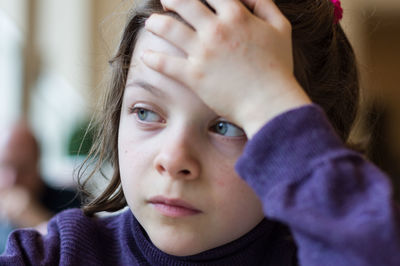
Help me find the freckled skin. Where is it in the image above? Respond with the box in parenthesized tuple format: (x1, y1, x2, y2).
(229, 41, 240, 50)
(213, 24, 229, 43)
(217, 179, 225, 187)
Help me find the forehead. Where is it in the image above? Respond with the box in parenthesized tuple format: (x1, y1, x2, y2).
(125, 29, 215, 117)
(126, 29, 190, 96)
(132, 29, 185, 67)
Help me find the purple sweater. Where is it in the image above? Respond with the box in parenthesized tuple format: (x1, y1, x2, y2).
(1, 105, 400, 265)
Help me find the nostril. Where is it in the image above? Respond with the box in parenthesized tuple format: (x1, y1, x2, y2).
(181, 169, 191, 175)
(157, 165, 166, 172)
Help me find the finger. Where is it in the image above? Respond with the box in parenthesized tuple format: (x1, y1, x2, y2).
(141, 50, 192, 87)
(206, 0, 251, 19)
(160, 0, 215, 30)
(240, 0, 258, 11)
(244, 0, 291, 31)
(145, 14, 197, 55)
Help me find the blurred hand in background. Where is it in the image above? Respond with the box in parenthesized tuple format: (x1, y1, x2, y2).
(0, 121, 81, 253)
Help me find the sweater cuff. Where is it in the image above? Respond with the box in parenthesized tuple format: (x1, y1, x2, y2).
(235, 104, 344, 197)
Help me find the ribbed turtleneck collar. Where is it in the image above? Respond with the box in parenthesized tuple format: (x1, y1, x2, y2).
(125, 211, 283, 266)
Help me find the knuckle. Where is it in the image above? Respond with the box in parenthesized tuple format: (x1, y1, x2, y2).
(226, 4, 247, 23)
(209, 23, 229, 43)
(197, 37, 218, 60)
(162, 0, 179, 8)
(200, 46, 215, 60)
(154, 56, 166, 72)
(170, 0, 185, 8)
(158, 16, 174, 35)
(189, 65, 204, 82)
(281, 17, 292, 32)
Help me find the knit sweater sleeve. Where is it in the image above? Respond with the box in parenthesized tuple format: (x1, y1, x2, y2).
(0, 216, 61, 265)
(235, 104, 400, 266)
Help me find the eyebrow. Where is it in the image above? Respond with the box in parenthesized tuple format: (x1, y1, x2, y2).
(126, 79, 167, 98)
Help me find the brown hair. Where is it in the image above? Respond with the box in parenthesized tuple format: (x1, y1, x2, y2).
(79, 0, 359, 216)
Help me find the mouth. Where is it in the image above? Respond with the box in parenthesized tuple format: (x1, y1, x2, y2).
(148, 196, 202, 218)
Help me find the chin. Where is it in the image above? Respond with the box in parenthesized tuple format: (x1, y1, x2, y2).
(147, 228, 210, 257)
(158, 244, 201, 257)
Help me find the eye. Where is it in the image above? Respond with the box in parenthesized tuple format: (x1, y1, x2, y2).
(131, 107, 164, 123)
(210, 121, 245, 137)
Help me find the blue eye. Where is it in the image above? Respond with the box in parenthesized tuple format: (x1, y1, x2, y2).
(211, 121, 245, 137)
(132, 108, 163, 123)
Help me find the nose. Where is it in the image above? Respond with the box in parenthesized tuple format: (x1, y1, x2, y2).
(153, 131, 201, 180)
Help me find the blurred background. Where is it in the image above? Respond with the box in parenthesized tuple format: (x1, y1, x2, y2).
(0, 0, 399, 196)
(0, 0, 132, 188)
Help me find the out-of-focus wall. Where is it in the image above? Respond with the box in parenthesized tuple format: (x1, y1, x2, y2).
(30, 0, 93, 185)
(91, 0, 134, 105)
(341, 0, 400, 199)
(0, 0, 93, 186)
(0, 0, 26, 30)
(342, 0, 400, 101)
(0, 0, 26, 128)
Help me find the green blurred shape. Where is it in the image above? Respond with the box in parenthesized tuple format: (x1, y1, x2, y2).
(67, 121, 95, 156)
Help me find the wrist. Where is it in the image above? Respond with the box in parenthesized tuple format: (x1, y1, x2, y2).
(242, 78, 311, 139)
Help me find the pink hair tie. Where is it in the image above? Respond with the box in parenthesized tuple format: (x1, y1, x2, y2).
(331, 0, 343, 24)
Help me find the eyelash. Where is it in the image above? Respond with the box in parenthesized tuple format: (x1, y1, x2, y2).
(129, 106, 165, 124)
(128, 106, 245, 138)
(209, 121, 246, 138)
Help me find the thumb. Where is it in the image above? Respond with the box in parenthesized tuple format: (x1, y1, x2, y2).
(241, 0, 288, 30)
(240, 0, 257, 11)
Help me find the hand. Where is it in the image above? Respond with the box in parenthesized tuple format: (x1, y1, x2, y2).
(0, 186, 52, 228)
(142, 0, 311, 138)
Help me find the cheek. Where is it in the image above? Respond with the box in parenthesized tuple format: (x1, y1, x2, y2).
(213, 163, 236, 189)
(119, 140, 153, 183)
(210, 138, 246, 159)
(118, 131, 156, 201)
(118, 119, 155, 175)
(209, 158, 262, 217)
(216, 178, 226, 188)
(119, 145, 155, 217)
(204, 148, 245, 193)
(214, 169, 255, 202)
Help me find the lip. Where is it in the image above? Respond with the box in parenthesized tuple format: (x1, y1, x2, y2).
(148, 196, 202, 217)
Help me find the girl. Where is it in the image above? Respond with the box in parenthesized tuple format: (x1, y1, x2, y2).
(2, 0, 400, 265)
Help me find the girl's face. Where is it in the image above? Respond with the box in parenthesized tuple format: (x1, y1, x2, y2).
(118, 30, 264, 256)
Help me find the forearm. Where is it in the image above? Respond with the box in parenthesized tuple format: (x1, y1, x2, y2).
(236, 104, 400, 266)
